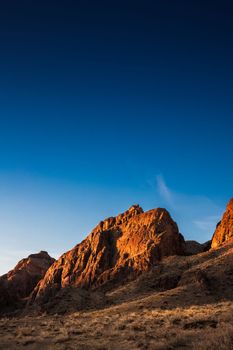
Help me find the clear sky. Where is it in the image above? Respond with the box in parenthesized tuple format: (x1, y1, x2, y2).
(0, 0, 232, 274)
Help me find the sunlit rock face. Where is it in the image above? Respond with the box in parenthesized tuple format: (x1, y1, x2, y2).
(211, 199, 233, 248)
(30, 205, 185, 304)
(0, 251, 55, 310)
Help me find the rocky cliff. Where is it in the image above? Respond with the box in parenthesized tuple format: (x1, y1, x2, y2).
(30, 205, 185, 304)
(211, 198, 233, 248)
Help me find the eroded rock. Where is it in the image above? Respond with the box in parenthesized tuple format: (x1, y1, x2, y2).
(30, 205, 185, 304)
(211, 198, 233, 248)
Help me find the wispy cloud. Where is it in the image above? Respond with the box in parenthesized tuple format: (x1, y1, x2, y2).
(156, 175, 173, 206)
(193, 215, 220, 232)
(155, 175, 224, 242)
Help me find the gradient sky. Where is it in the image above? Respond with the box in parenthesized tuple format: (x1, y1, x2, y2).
(0, 0, 233, 274)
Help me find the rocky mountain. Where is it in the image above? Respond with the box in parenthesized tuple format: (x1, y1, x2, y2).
(2, 200, 233, 349)
(3, 230, 233, 349)
(0, 251, 55, 312)
(211, 198, 233, 248)
(3, 239, 233, 349)
(184, 240, 211, 255)
(2, 198, 233, 316)
(30, 205, 185, 305)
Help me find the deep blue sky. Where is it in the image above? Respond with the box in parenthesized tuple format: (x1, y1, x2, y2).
(0, 0, 232, 273)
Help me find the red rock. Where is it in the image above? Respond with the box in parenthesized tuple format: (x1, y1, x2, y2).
(31, 205, 185, 303)
(0, 251, 55, 310)
(211, 198, 233, 248)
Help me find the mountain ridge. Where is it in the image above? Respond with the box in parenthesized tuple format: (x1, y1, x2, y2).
(0, 199, 233, 316)
(30, 204, 185, 305)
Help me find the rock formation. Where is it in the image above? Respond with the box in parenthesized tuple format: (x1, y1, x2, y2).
(185, 240, 211, 255)
(0, 251, 55, 311)
(30, 205, 185, 304)
(211, 198, 233, 248)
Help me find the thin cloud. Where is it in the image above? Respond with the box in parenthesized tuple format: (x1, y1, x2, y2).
(156, 175, 173, 206)
(193, 215, 220, 232)
(155, 175, 223, 242)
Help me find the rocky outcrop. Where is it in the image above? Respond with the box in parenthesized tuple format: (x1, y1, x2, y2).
(211, 198, 233, 248)
(185, 240, 211, 256)
(0, 251, 55, 311)
(30, 205, 185, 304)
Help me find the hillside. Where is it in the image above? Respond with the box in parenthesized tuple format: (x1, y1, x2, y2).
(0, 199, 233, 349)
(1, 239, 233, 349)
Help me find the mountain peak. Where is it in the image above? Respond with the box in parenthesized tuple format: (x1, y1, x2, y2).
(128, 204, 143, 214)
(227, 198, 233, 210)
(30, 206, 185, 305)
(0, 251, 55, 312)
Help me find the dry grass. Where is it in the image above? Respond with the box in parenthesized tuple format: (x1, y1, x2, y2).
(0, 301, 233, 349)
(1, 242, 233, 349)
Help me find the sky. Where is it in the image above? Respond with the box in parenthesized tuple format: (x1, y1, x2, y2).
(0, 0, 233, 274)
